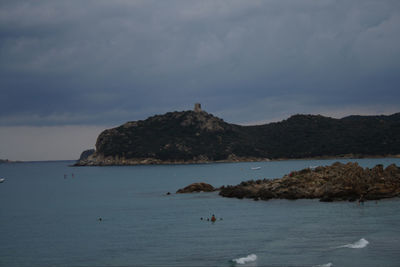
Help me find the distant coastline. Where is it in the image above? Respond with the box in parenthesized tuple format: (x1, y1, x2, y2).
(0, 159, 22, 164)
(1, 159, 78, 164)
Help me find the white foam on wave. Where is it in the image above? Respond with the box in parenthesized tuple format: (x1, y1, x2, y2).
(232, 254, 257, 264)
(338, 238, 369, 249)
(314, 263, 333, 267)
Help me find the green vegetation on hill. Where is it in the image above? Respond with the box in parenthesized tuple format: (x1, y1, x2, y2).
(76, 110, 400, 165)
(95, 111, 242, 161)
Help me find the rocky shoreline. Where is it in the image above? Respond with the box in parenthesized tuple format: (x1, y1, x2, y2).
(73, 154, 271, 166)
(177, 162, 400, 202)
(74, 151, 400, 166)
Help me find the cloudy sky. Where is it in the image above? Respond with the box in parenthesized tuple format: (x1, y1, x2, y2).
(1, 0, 400, 160)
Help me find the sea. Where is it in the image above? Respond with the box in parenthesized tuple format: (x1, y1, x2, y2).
(1, 158, 400, 267)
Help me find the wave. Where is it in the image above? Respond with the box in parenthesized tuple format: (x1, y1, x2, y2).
(232, 254, 257, 264)
(338, 238, 369, 249)
(314, 263, 333, 267)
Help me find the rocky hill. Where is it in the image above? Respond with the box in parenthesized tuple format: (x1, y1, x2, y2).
(75, 106, 400, 166)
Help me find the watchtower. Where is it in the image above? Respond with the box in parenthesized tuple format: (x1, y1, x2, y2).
(194, 103, 202, 112)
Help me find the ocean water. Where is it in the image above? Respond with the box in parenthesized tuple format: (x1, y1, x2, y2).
(1, 158, 400, 267)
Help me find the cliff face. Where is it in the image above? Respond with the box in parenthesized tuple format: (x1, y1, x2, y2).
(78, 149, 95, 161)
(75, 110, 400, 166)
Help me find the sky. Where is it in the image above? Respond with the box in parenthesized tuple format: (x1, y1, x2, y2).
(1, 0, 400, 161)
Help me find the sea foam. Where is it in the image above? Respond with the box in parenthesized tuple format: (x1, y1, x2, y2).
(338, 238, 369, 249)
(314, 263, 333, 267)
(232, 254, 257, 264)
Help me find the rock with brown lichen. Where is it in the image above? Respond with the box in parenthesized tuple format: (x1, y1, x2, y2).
(219, 162, 400, 202)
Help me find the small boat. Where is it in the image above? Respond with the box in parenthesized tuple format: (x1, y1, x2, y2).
(0, 178, 5, 183)
(251, 167, 261, 170)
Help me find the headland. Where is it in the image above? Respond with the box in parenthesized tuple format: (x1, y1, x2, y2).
(75, 104, 400, 166)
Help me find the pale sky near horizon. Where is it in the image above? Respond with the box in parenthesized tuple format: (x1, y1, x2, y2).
(1, 0, 400, 160)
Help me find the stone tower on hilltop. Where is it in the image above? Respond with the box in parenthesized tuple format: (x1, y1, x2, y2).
(194, 103, 202, 112)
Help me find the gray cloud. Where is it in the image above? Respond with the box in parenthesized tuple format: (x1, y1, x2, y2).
(1, 0, 400, 126)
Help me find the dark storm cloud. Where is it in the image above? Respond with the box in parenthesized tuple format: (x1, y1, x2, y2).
(1, 0, 400, 126)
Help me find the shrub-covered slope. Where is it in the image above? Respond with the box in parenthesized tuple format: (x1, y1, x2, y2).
(75, 110, 400, 165)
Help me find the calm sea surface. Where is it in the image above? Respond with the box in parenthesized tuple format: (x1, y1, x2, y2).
(1, 158, 400, 267)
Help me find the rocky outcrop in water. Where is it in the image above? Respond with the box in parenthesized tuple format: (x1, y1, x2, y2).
(74, 105, 400, 166)
(219, 162, 400, 202)
(176, 182, 216, 193)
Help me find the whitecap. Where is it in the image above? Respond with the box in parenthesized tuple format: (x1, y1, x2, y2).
(314, 263, 333, 267)
(338, 238, 369, 249)
(232, 254, 257, 264)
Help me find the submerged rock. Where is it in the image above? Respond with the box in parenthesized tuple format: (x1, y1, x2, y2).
(176, 182, 215, 193)
(219, 162, 400, 202)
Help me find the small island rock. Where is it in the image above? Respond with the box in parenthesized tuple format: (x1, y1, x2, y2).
(176, 183, 215, 193)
